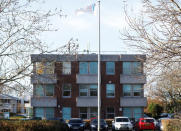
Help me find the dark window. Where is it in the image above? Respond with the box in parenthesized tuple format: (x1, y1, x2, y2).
(106, 107, 115, 119)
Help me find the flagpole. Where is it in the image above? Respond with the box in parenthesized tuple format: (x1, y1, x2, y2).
(97, 0, 101, 131)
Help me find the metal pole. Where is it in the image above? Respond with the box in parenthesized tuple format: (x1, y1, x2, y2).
(97, 0, 101, 131)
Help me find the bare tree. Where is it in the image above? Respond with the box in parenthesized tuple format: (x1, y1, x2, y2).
(0, 0, 78, 94)
(122, 0, 181, 112)
(122, 0, 181, 75)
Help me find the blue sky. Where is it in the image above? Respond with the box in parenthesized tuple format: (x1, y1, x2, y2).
(33, 0, 143, 54)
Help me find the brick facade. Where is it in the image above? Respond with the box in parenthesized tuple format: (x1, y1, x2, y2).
(31, 54, 147, 120)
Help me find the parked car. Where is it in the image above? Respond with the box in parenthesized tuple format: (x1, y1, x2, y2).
(134, 117, 156, 131)
(90, 119, 108, 131)
(159, 113, 174, 119)
(112, 116, 133, 131)
(67, 118, 85, 131)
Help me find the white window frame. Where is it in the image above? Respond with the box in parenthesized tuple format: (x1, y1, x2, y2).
(106, 84, 115, 98)
(35, 62, 54, 74)
(62, 62, 71, 75)
(123, 84, 142, 97)
(79, 107, 97, 119)
(79, 85, 97, 97)
(62, 84, 72, 98)
(35, 84, 54, 97)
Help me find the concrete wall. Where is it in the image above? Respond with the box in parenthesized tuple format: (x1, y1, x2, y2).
(31, 97, 57, 107)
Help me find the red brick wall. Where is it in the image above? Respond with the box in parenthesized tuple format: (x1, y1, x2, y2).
(54, 61, 123, 118)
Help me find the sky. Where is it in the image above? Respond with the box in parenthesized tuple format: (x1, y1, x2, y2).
(12, 0, 144, 99)
(31, 0, 143, 54)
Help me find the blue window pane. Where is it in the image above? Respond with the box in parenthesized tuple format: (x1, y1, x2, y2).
(79, 62, 88, 74)
(123, 62, 131, 74)
(133, 108, 142, 119)
(89, 62, 98, 74)
(90, 85, 97, 89)
(45, 85, 54, 96)
(62, 107, 71, 120)
(133, 85, 142, 91)
(133, 62, 141, 74)
(123, 85, 131, 96)
(106, 62, 115, 75)
(123, 108, 132, 118)
(46, 108, 54, 119)
(35, 85, 44, 96)
(106, 84, 115, 97)
(35, 108, 44, 118)
(80, 85, 89, 96)
(123, 85, 131, 92)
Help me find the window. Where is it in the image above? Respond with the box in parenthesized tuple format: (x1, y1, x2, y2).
(106, 84, 115, 97)
(123, 108, 132, 118)
(35, 108, 54, 119)
(45, 85, 54, 96)
(62, 107, 71, 120)
(46, 108, 54, 119)
(133, 108, 142, 119)
(80, 107, 87, 119)
(123, 85, 131, 96)
(123, 62, 142, 75)
(123, 85, 142, 97)
(35, 108, 44, 118)
(79, 62, 97, 74)
(79, 107, 97, 119)
(79, 85, 89, 96)
(35, 85, 44, 96)
(2, 99, 10, 103)
(36, 62, 54, 74)
(35, 84, 54, 97)
(123, 108, 142, 120)
(90, 85, 97, 96)
(62, 84, 72, 97)
(133, 85, 142, 96)
(106, 62, 115, 75)
(89, 62, 98, 74)
(106, 107, 115, 119)
(79, 85, 97, 96)
(90, 107, 97, 118)
(62, 62, 71, 75)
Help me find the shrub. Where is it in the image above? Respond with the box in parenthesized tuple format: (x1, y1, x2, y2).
(0, 120, 69, 131)
(162, 119, 181, 131)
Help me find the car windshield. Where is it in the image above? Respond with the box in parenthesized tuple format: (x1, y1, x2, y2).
(141, 119, 154, 123)
(92, 119, 106, 124)
(69, 120, 82, 123)
(116, 118, 129, 122)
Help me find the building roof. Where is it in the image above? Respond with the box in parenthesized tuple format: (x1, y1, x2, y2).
(31, 54, 146, 62)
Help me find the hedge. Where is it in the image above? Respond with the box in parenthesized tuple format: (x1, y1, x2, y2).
(162, 119, 181, 131)
(0, 120, 69, 131)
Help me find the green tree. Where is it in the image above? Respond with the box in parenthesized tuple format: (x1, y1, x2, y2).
(148, 103, 163, 118)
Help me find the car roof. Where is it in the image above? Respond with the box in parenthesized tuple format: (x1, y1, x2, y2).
(140, 117, 155, 120)
(70, 118, 82, 120)
(115, 116, 129, 119)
